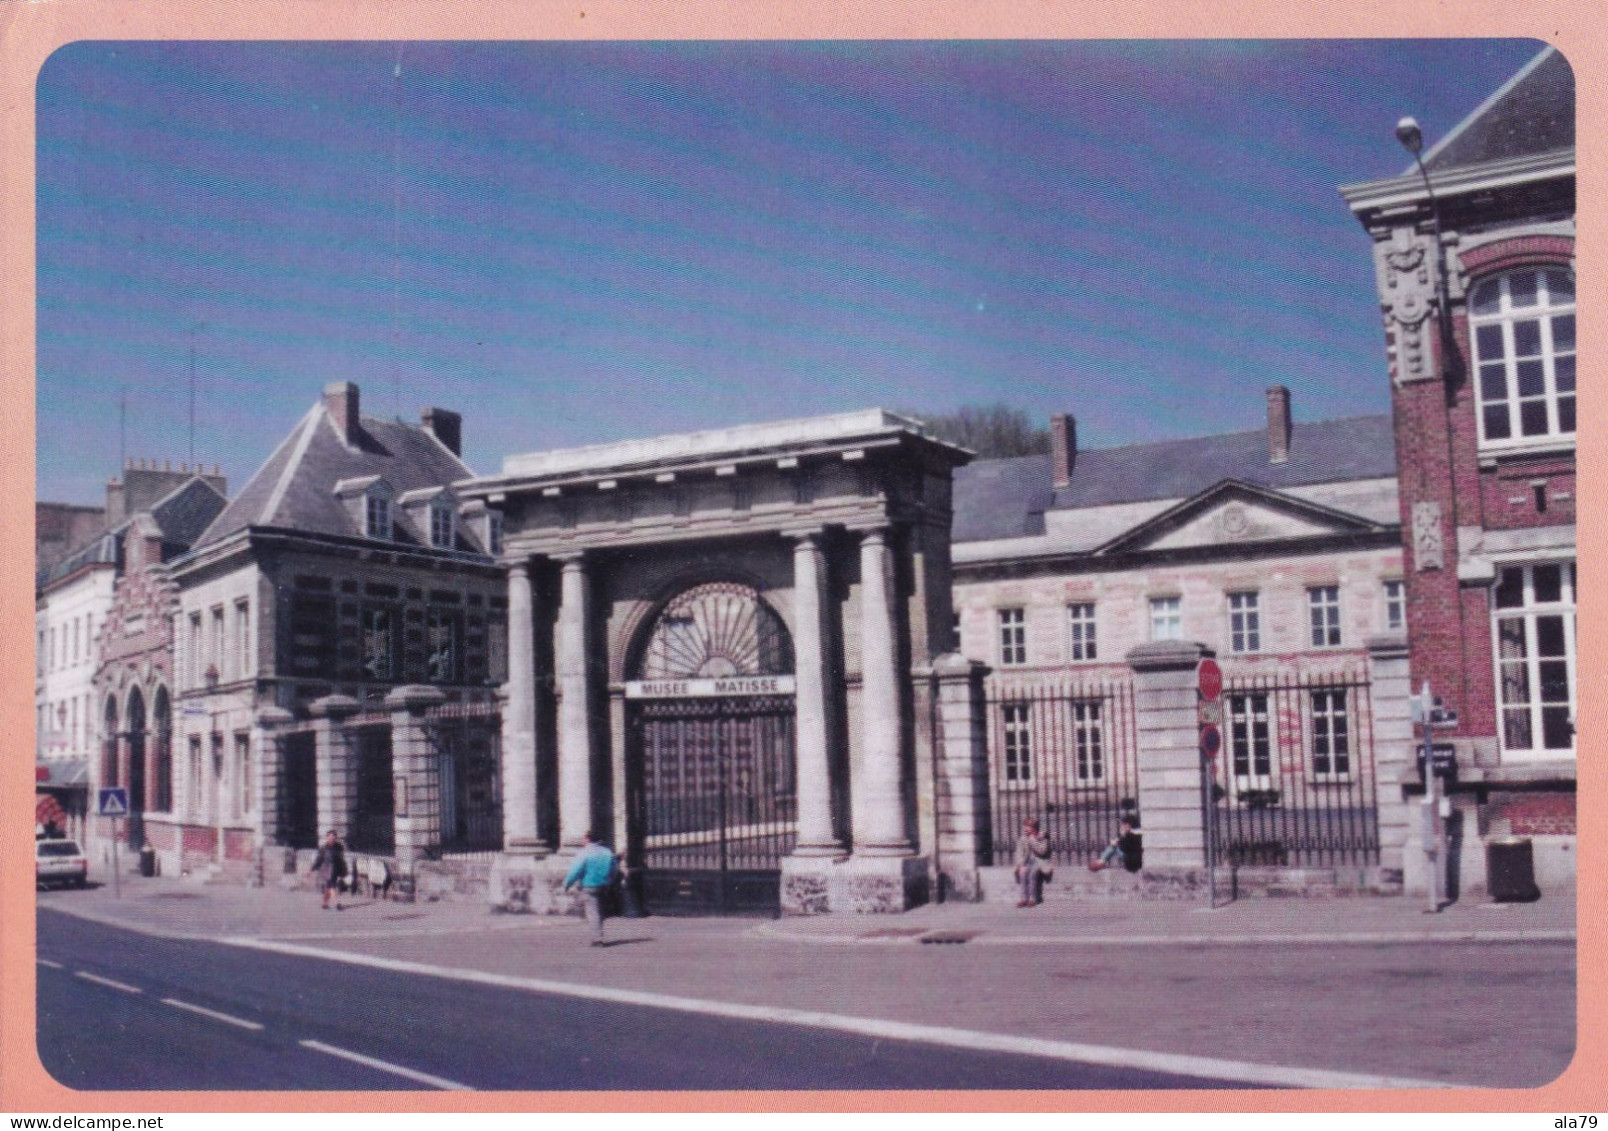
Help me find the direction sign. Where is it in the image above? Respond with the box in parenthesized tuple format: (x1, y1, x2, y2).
(1198, 659, 1223, 702)
(97, 787, 129, 818)
(1198, 699, 1223, 728)
(1199, 723, 1222, 760)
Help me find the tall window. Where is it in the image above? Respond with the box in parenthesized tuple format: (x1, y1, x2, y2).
(1150, 596, 1182, 641)
(1471, 268, 1575, 446)
(236, 600, 252, 678)
(430, 501, 455, 549)
(234, 733, 251, 819)
(188, 613, 203, 688)
(1383, 579, 1406, 633)
(1228, 592, 1260, 653)
(187, 736, 203, 820)
(211, 606, 225, 680)
(366, 493, 393, 540)
(997, 608, 1027, 667)
(1310, 689, 1351, 780)
(1227, 693, 1272, 789)
(427, 611, 460, 683)
(362, 608, 395, 681)
(1308, 586, 1342, 647)
(1072, 701, 1104, 784)
(1066, 603, 1097, 661)
(488, 511, 504, 556)
(1494, 561, 1576, 756)
(1001, 703, 1033, 786)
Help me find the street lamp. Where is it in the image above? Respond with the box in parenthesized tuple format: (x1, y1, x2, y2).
(1396, 117, 1459, 381)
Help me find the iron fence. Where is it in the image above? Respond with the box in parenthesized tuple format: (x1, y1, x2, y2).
(1210, 668, 1379, 867)
(425, 709, 503, 853)
(985, 676, 1139, 866)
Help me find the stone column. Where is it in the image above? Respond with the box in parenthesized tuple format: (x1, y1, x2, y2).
(931, 653, 991, 901)
(387, 684, 447, 874)
(250, 706, 294, 886)
(789, 529, 841, 856)
(555, 552, 594, 851)
(309, 694, 360, 844)
(1368, 634, 1416, 895)
(1127, 641, 1211, 873)
(854, 526, 910, 854)
(500, 558, 543, 853)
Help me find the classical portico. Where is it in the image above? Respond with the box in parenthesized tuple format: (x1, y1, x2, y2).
(460, 410, 971, 914)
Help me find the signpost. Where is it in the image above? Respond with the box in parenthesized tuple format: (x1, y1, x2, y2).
(1198, 659, 1223, 909)
(1409, 682, 1455, 913)
(98, 787, 129, 899)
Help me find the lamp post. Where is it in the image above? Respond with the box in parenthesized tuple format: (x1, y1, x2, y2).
(1396, 117, 1459, 381)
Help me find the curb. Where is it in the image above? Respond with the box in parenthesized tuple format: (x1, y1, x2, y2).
(747, 924, 1578, 947)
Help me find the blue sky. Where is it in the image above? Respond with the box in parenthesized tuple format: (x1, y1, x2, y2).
(36, 39, 1546, 504)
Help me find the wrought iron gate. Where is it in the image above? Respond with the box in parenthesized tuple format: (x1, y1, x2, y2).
(1209, 669, 1379, 867)
(986, 677, 1139, 865)
(629, 695, 797, 915)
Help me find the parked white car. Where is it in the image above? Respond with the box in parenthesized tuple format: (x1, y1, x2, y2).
(36, 839, 88, 888)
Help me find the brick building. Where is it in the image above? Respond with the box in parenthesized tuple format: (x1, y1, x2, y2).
(150, 383, 506, 892)
(1341, 46, 1575, 892)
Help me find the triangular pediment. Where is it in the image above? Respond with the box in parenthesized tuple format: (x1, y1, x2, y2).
(1092, 480, 1388, 556)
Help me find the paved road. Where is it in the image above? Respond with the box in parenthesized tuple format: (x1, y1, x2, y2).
(36, 910, 1239, 1091)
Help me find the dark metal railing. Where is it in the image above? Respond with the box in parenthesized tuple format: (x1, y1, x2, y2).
(1210, 668, 1379, 868)
(985, 676, 1139, 866)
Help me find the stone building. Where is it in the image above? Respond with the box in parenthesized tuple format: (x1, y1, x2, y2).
(40, 464, 227, 851)
(150, 383, 507, 890)
(950, 392, 1409, 896)
(1340, 45, 1576, 894)
(460, 411, 975, 914)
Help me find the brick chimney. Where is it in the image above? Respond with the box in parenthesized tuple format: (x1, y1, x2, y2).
(421, 408, 462, 457)
(1266, 386, 1292, 464)
(324, 382, 361, 445)
(1050, 414, 1077, 489)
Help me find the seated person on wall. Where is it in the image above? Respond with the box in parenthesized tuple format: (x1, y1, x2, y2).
(1089, 817, 1142, 873)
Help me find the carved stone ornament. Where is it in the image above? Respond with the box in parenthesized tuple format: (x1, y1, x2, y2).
(1377, 229, 1439, 384)
(1412, 501, 1444, 571)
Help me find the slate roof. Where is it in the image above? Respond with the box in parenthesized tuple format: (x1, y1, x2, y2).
(1422, 47, 1573, 172)
(952, 415, 1396, 544)
(42, 476, 228, 588)
(194, 400, 477, 550)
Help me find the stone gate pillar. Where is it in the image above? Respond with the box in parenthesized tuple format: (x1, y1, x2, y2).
(388, 685, 447, 874)
(500, 558, 542, 852)
(555, 552, 595, 851)
(1368, 634, 1415, 895)
(1128, 641, 1211, 873)
(788, 528, 841, 856)
(309, 694, 360, 844)
(250, 706, 294, 886)
(931, 653, 991, 901)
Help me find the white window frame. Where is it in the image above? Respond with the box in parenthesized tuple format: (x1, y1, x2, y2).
(1470, 268, 1575, 450)
(1382, 579, 1406, 633)
(1227, 692, 1273, 792)
(1000, 702, 1034, 787)
(1491, 560, 1576, 759)
(1228, 591, 1261, 654)
(1070, 700, 1104, 786)
(488, 511, 504, 556)
(211, 606, 225, 681)
(997, 608, 1027, 668)
(1149, 596, 1182, 641)
(366, 492, 393, 541)
(1065, 603, 1097, 662)
(1307, 586, 1342, 648)
(188, 612, 203, 689)
(234, 732, 252, 820)
(1310, 688, 1353, 782)
(236, 599, 252, 678)
(430, 501, 456, 549)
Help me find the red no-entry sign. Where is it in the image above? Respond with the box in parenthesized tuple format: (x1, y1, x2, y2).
(1200, 723, 1222, 760)
(1198, 658, 1223, 701)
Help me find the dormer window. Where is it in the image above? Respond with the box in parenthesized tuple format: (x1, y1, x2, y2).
(1472, 268, 1575, 447)
(366, 493, 392, 540)
(430, 501, 455, 549)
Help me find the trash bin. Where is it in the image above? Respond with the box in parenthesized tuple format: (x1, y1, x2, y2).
(1486, 837, 1540, 902)
(139, 845, 157, 878)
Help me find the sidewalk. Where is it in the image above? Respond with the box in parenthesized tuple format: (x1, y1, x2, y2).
(36, 869, 1577, 948)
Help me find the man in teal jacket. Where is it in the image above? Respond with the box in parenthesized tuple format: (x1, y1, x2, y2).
(562, 830, 618, 946)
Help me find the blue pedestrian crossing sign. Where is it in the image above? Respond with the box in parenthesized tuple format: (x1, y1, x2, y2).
(97, 787, 130, 818)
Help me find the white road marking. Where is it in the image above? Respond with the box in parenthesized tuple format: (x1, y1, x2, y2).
(227, 937, 1455, 1090)
(36, 958, 63, 969)
(75, 971, 142, 994)
(297, 1039, 474, 1091)
(160, 997, 265, 1031)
